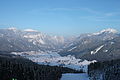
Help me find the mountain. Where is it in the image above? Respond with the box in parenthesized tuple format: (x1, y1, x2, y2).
(0, 28, 66, 52)
(0, 27, 120, 61)
(59, 28, 120, 61)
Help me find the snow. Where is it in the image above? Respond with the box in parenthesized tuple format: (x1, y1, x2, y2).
(53, 36, 64, 43)
(38, 39, 45, 44)
(61, 73, 89, 80)
(110, 42, 115, 44)
(92, 28, 118, 36)
(91, 45, 104, 54)
(8, 27, 17, 30)
(100, 28, 118, 33)
(103, 50, 108, 52)
(24, 29, 38, 32)
(24, 34, 44, 39)
(23, 34, 45, 44)
(11, 51, 96, 72)
(68, 46, 77, 51)
(83, 40, 90, 44)
(7, 27, 17, 32)
(69, 43, 74, 46)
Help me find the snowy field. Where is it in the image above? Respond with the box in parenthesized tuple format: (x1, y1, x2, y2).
(11, 51, 96, 72)
(61, 73, 89, 80)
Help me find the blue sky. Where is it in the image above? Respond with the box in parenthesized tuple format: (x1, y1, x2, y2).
(0, 0, 120, 36)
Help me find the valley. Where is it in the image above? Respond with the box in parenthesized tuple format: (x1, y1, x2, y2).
(0, 28, 120, 80)
(11, 51, 96, 72)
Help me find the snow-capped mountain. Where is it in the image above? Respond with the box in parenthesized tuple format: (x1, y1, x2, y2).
(80, 36, 120, 61)
(90, 28, 118, 36)
(0, 28, 120, 61)
(59, 28, 120, 61)
(0, 28, 66, 52)
(23, 29, 65, 50)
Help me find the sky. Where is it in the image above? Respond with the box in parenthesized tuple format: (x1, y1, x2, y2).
(0, 0, 120, 36)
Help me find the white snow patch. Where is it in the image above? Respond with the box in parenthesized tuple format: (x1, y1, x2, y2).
(110, 42, 115, 44)
(7, 27, 17, 32)
(100, 28, 118, 33)
(23, 34, 45, 44)
(38, 39, 45, 44)
(92, 28, 118, 36)
(83, 40, 90, 44)
(8, 27, 17, 30)
(69, 43, 74, 46)
(91, 45, 104, 54)
(33, 41, 36, 45)
(24, 29, 38, 32)
(68, 46, 77, 51)
(103, 50, 108, 52)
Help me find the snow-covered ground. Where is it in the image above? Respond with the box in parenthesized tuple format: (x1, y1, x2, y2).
(11, 51, 96, 72)
(91, 45, 104, 54)
(61, 73, 89, 80)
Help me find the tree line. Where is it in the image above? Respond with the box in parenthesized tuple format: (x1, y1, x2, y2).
(88, 59, 120, 80)
(0, 53, 82, 80)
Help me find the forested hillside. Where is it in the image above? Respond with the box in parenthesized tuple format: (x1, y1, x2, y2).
(0, 53, 81, 80)
(88, 59, 120, 80)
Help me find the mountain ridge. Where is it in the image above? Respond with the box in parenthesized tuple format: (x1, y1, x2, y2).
(59, 28, 120, 61)
(0, 28, 67, 52)
(0, 27, 120, 61)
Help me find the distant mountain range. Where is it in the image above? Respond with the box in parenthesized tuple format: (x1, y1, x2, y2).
(0, 27, 67, 52)
(0, 28, 120, 61)
(59, 28, 120, 61)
